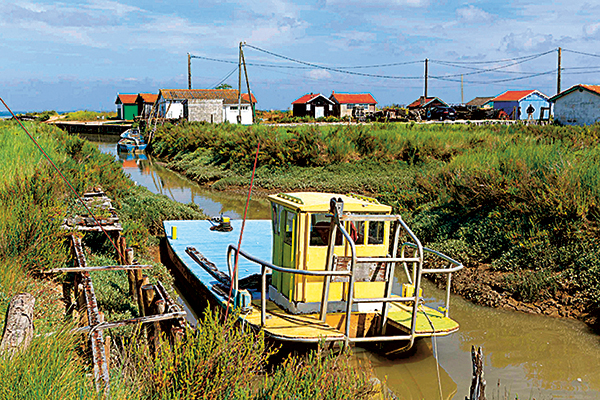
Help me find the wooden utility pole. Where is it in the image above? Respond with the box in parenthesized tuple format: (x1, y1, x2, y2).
(188, 53, 192, 90)
(461, 74, 464, 104)
(557, 47, 562, 95)
(238, 42, 243, 124)
(240, 45, 256, 124)
(424, 58, 429, 100)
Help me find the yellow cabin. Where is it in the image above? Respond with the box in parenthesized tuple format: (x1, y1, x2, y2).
(268, 192, 394, 314)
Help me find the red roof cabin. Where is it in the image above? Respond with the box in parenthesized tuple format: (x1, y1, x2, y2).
(115, 94, 138, 120)
(291, 93, 336, 119)
(491, 90, 550, 120)
(329, 92, 377, 118)
(135, 93, 159, 119)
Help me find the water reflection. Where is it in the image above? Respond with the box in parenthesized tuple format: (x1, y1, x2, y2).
(88, 135, 600, 400)
(94, 139, 270, 220)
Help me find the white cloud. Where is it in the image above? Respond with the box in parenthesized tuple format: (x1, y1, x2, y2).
(326, 0, 428, 8)
(501, 29, 557, 54)
(306, 69, 332, 80)
(456, 5, 493, 23)
(584, 22, 600, 39)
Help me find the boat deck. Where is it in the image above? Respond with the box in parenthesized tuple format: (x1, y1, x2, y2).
(164, 219, 458, 342)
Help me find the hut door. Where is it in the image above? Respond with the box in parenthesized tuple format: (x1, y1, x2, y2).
(315, 106, 324, 118)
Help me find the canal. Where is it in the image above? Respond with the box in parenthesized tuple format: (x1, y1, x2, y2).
(93, 136, 600, 400)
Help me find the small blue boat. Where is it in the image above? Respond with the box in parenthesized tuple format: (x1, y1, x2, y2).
(117, 129, 147, 153)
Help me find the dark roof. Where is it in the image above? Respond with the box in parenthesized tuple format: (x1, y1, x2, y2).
(549, 84, 600, 102)
(158, 89, 257, 104)
(493, 90, 548, 102)
(407, 96, 448, 108)
(115, 94, 137, 105)
(292, 93, 334, 105)
(330, 92, 377, 104)
(466, 96, 494, 107)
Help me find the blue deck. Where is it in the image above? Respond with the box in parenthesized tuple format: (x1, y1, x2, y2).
(163, 220, 273, 289)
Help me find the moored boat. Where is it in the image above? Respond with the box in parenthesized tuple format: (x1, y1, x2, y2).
(164, 192, 463, 354)
(117, 128, 147, 153)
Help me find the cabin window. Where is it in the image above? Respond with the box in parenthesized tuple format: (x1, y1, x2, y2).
(368, 221, 384, 245)
(310, 213, 343, 246)
(271, 203, 282, 235)
(306, 104, 311, 111)
(350, 221, 365, 245)
(284, 211, 296, 245)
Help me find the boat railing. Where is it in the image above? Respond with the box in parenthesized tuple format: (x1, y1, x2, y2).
(400, 243, 463, 318)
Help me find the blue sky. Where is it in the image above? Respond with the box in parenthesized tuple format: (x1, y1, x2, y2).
(1, 0, 599, 111)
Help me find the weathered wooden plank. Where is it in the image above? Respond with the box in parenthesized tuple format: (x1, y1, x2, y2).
(0, 293, 35, 357)
(75, 311, 187, 333)
(44, 264, 153, 273)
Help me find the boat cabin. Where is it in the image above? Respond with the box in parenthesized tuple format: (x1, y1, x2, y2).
(268, 192, 392, 314)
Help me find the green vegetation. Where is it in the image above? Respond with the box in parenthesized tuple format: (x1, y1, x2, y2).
(0, 120, 375, 399)
(61, 110, 117, 121)
(150, 121, 600, 322)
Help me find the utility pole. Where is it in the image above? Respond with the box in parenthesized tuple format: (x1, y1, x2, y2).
(240, 44, 255, 124)
(557, 47, 562, 95)
(187, 53, 192, 90)
(461, 74, 464, 104)
(424, 58, 429, 101)
(238, 42, 242, 124)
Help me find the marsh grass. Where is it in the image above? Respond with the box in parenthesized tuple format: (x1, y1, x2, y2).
(151, 122, 600, 317)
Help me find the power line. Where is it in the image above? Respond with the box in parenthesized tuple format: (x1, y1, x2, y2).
(430, 50, 555, 65)
(243, 44, 424, 80)
(563, 48, 600, 59)
(430, 52, 553, 79)
(210, 67, 238, 89)
(433, 69, 556, 84)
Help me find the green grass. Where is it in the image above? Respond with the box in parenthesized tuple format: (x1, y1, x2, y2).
(150, 121, 600, 318)
(61, 110, 117, 121)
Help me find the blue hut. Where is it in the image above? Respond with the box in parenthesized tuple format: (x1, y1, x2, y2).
(492, 90, 550, 120)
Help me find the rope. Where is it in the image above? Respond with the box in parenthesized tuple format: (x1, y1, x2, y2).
(420, 303, 444, 400)
(224, 141, 260, 322)
(0, 98, 125, 261)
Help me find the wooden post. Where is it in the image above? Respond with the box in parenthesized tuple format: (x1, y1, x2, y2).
(141, 285, 156, 316)
(467, 346, 486, 400)
(137, 275, 149, 316)
(104, 336, 111, 371)
(0, 293, 35, 357)
(126, 247, 136, 298)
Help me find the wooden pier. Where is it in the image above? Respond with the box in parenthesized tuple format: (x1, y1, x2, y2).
(47, 120, 132, 136)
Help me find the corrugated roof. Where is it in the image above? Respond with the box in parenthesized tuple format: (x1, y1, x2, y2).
(492, 90, 548, 102)
(159, 89, 256, 104)
(466, 96, 494, 107)
(116, 94, 137, 105)
(330, 92, 377, 104)
(137, 93, 158, 104)
(549, 84, 600, 102)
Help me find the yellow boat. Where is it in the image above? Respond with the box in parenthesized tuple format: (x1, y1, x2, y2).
(164, 192, 463, 353)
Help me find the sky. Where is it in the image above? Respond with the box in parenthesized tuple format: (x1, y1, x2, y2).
(1, 0, 599, 111)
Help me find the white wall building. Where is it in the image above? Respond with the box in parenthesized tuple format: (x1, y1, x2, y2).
(549, 84, 600, 126)
(155, 89, 256, 124)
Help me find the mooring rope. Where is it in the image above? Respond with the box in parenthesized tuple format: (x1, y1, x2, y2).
(224, 141, 260, 322)
(420, 303, 444, 400)
(0, 98, 125, 262)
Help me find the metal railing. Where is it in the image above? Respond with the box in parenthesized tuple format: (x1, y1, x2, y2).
(225, 200, 463, 349)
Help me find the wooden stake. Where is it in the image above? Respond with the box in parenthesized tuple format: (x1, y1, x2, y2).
(0, 293, 35, 357)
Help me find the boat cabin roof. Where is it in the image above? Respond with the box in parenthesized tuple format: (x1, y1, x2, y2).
(268, 192, 392, 213)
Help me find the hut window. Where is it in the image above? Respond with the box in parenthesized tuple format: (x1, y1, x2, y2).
(284, 211, 296, 245)
(310, 213, 342, 246)
(272, 204, 282, 235)
(368, 221, 384, 245)
(306, 104, 311, 111)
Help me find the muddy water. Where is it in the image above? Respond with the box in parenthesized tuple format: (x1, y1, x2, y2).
(91, 136, 600, 400)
